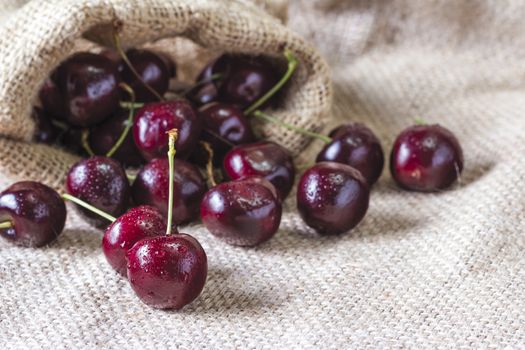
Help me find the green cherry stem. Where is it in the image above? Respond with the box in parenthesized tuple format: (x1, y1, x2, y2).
(112, 28, 165, 102)
(126, 173, 137, 182)
(181, 73, 223, 96)
(200, 141, 217, 187)
(62, 193, 116, 222)
(166, 129, 178, 236)
(253, 110, 331, 144)
(81, 129, 95, 156)
(0, 221, 13, 229)
(244, 49, 298, 115)
(120, 101, 144, 110)
(106, 83, 136, 158)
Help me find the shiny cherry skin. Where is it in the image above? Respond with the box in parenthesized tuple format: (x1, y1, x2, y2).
(223, 141, 295, 200)
(390, 124, 464, 192)
(186, 55, 230, 106)
(199, 102, 254, 157)
(103, 205, 167, 276)
(219, 55, 278, 108)
(316, 123, 384, 185)
(55, 52, 120, 127)
(89, 110, 144, 167)
(66, 156, 130, 228)
(0, 181, 66, 247)
(200, 177, 282, 246)
(121, 49, 171, 103)
(32, 107, 59, 144)
(126, 233, 207, 309)
(133, 100, 201, 160)
(38, 73, 65, 119)
(132, 158, 206, 225)
(297, 162, 370, 235)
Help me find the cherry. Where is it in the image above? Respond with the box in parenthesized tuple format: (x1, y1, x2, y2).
(390, 124, 464, 191)
(121, 49, 171, 102)
(132, 158, 206, 225)
(223, 141, 295, 200)
(66, 156, 130, 227)
(200, 177, 282, 246)
(297, 162, 370, 235)
(126, 233, 207, 309)
(55, 52, 120, 127)
(126, 129, 207, 309)
(38, 74, 65, 119)
(219, 55, 278, 108)
(59, 127, 86, 155)
(32, 107, 59, 144)
(0, 181, 66, 247)
(316, 123, 384, 185)
(198, 102, 254, 158)
(103, 205, 167, 276)
(89, 110, 144, 167)
(132, 100, 201, 160)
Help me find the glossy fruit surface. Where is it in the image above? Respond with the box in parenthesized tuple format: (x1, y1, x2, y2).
(199, 102, 254, 156)
(316, 123, 384, 185)
(56, 52, 120, 127)
(133, 100, 201, 160)
(200, 177, 282, 246)
(223, 141, 295, 200)
(297, 162, 369, 235)
(38, 75, 65, 119)
(121, 49, 170, 102)
(103, 205, 167, 276)
(132, 158, 206, 225)
(390, 124, 464, 191)
(66, 156, 130, 227)
(219, 55, 278, 108)
(89, 110, 144, 167)
(0, 181, 66, 247)
(32, 107, 59, 144)
(126, 234, 207, 309)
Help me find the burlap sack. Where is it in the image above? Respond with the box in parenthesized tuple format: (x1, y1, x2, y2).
(0, 0, 331, 190)
(3, 0, 525, 349)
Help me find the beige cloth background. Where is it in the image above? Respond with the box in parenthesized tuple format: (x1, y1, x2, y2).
(2, 0, 525, 348)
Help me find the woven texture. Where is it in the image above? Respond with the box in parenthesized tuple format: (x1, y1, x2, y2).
(0, 0, 331, 189)
(2, 0, 525, 348)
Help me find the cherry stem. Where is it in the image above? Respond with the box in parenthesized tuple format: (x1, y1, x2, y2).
(62, 193, 116, 222)
(51, 119, 68, 131)
(120, 101, 144, 110)
(126, 173, 136, 182)
(244, 49, 298, 115)
(106, 83, 136, 158)
(166, 129, 178, 236)
(112, 27, 165, 102)
(253, 110, 331, 144)
(415, 117, 426, 125)
(81, 129, 95, 156)
(200, 141, 217, 187)
(0, 221, 12, 229)
(181, 73, 223, 96)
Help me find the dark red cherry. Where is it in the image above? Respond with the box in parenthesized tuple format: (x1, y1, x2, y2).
(89, 110, 144, 167)
(390, 124, 464, 191)
(103, 205, 167, 276)
(66, 156, 130, 227)
(132, 158, 206, 225)
(32, 107, 59, 144)
(0, 181, 66, 247)
(297, 162, 369, 235)
(186, 55, 230, 107)
(133, 100, 201, 160)
(316, 123, 384, 185)
(55, 52, 120, 127)
(121, 49, 171, 102)
(126, 234, 207, 309)
(219, 55, 278, 108)
(200, 177, 282, 246)
(223, 141, 295, 200)
(59, 127, 85, 155)
(38, 74, 65, 119)
(199, 102, 254, 157)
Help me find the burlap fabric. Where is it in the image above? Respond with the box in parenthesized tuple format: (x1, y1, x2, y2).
(0, 0, 331, 190)
(2, 0, 525, 348)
